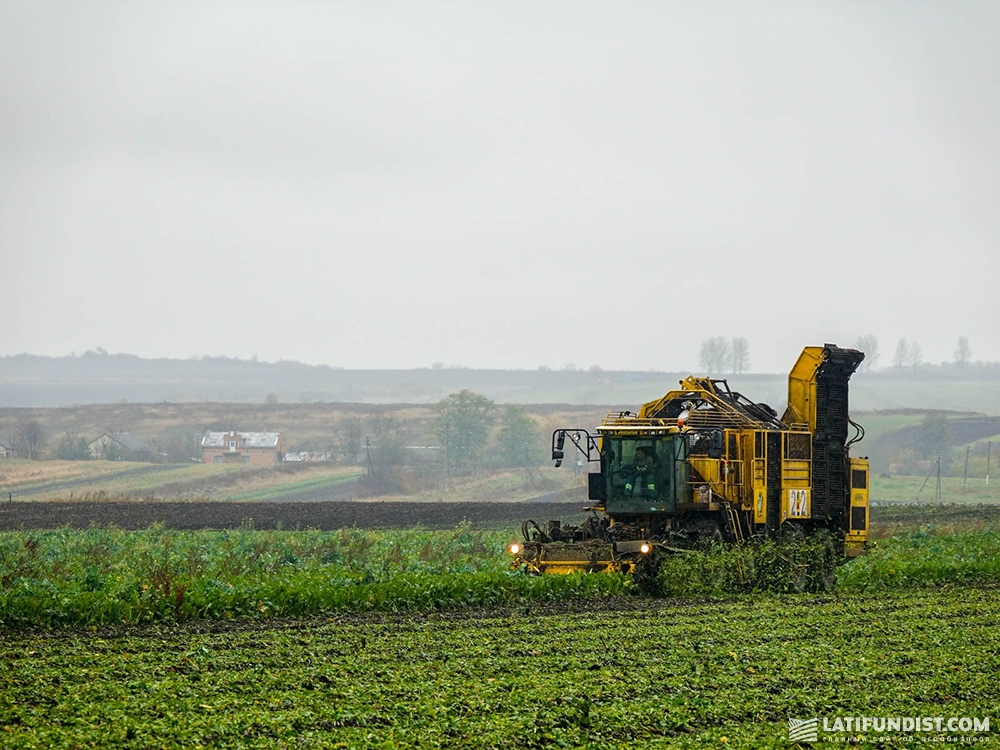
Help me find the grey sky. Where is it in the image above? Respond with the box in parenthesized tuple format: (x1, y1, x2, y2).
(3, 2, 998, 372)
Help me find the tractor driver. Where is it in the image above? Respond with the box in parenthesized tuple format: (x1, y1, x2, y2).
(625, 446, 659, 499)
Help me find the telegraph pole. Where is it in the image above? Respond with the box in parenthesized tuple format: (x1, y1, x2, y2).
(964, 445, 971, 494)
(917, 455, 936, 501)
(935, 452, 942, 502)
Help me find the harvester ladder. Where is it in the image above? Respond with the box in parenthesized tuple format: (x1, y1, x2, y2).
(724, 502, 745, 544)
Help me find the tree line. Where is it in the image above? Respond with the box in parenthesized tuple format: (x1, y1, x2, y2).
(696, 335, 983, 376)
(698, 336, 751, 375)
(854, 334, 977, 373)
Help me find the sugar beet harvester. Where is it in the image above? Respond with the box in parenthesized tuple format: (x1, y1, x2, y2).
(509, 345, 870, 583)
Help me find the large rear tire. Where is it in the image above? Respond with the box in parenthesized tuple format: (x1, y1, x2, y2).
(684, 517, 723, 550)
(817, 533, 838, 592)
(632, 553, 661, 595)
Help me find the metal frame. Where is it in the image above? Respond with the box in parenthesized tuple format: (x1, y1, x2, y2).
(551, 429, 601, 466)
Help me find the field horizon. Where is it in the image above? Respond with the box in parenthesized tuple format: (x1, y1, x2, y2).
(3, 351, 1000, 411)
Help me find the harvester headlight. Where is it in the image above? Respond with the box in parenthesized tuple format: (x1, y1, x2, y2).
(640, 543, 651, 555)
(509, 543, 520, 555)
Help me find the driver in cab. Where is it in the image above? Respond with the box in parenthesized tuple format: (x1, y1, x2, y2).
(625, 446, 659, 499)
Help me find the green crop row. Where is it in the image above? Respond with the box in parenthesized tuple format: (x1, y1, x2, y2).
(3, 521, 1000, 629)
(3, 586, 997, 749)
(839, 525, 1000, 589)
(0, 522, 509, 582)
(0, 524, 632, 628)
(224, 469, 364, 501)
(0, 568, 632, 628)
(655, 535, 838, 596)
(655, 522, 1000, 597)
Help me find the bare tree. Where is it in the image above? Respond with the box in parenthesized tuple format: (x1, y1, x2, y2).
(15, 417, 45, 460)
(854, 334, 880, 373)
(699, 337, 730, 374)
(954, 336, 972, 367)
(892, 338, 909, 369)
(729, 337, 750, 374)
(369, 411, 399, 439)
(910, 341, 923, 369)
(339, 417, 363, 465)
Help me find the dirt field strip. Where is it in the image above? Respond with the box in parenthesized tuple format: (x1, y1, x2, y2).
(0, 500, 589, 530)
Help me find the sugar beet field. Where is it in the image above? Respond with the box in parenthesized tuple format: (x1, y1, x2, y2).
(3, 502, 1000, 748)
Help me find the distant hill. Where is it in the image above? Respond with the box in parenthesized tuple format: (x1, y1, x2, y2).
(1, 352, 998, 413)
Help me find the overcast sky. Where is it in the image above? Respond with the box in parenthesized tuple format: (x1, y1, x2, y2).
(3, 2, 998, 372)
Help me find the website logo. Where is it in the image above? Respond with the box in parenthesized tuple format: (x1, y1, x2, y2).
(788, 715, 990, 744)
(788, 717, 819, 743)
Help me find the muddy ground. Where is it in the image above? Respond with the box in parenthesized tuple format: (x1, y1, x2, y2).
(0, 499, 588, 531)
(2, 496, 992, 533)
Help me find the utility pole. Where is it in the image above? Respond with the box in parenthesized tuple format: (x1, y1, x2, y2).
(917, 452, 947, 502)
(988, 442, 992, 487)
(964, 445, 971, 494)
(936, 452, 942, 502)
(365, 436, 374, 478)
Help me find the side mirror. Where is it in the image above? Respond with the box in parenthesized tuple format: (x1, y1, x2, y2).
(552, 430, 567, 466)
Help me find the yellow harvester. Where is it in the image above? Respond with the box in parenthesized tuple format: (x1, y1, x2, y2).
(510, 344, 869, 587)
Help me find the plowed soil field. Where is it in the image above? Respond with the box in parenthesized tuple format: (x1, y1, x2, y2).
(0, 499, 587, 531)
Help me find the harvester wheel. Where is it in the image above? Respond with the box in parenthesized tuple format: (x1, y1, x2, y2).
(790, 560, 808, 593)
(818, 536, 838, 591)
(688, 519, 723, 549)
(632, 553, 661, 595)
(781, 522, 806, 542)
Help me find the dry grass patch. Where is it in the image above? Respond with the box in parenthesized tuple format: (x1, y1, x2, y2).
(0, 459, 112, 487)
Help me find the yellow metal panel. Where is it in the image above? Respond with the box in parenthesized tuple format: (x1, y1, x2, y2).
(688, 457, 721, 487)
(782, 459, 811, 483)
(750, 430, 767, 524)
(783, 346, 826, 428)
(753, 488, 766, 524)
(847, 457, 870, 551)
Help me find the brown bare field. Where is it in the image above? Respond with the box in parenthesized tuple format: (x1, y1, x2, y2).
(0, 499, 589, 531)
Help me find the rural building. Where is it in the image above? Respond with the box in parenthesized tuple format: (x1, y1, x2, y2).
(88, 432, 159, 461)
(201, 431, 286, 465)
(0, 432, 16, 458)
